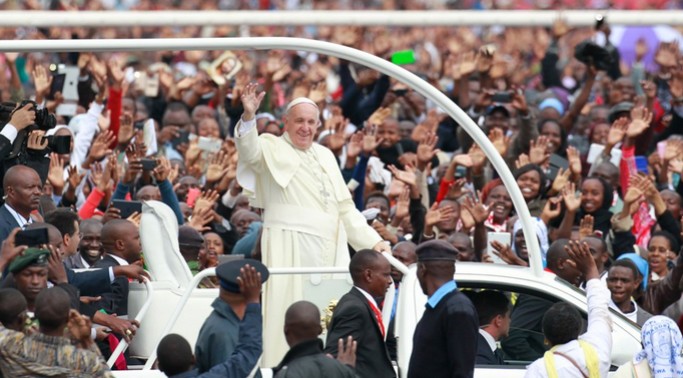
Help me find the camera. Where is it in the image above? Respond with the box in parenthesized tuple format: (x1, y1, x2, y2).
(574, 40, 613, 72)
(17, 100, 57, 132)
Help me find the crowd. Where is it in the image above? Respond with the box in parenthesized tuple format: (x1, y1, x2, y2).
(1, 0, 683, 377)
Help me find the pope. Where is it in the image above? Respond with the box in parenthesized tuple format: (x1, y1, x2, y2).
(235, 82, 389, 365)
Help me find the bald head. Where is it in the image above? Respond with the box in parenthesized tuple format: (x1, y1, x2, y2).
(101, 219, 140, 262)
(3, 165, 39, 189)
(136, 185, 161, 201)
(349, 249, 383, 283)
(3, 165, 42, 216)
(35, 287, 70, 333)
(284, 300, 322, 347)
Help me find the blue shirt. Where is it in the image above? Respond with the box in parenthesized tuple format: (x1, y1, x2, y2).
(426, 280, 457, 309)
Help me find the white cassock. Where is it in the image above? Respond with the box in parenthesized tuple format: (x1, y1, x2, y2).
(235, 119, 382, 365)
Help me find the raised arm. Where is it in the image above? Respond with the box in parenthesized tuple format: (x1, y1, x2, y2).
(234, 83, 267, 172)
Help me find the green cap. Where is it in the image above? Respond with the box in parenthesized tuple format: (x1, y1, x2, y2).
(9, 248, 50, 274)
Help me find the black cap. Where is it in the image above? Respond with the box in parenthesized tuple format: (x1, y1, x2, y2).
(416, 240, 458, 262)
(178, 225, 204, 248)
(486, 104, 510, 118)
(608, 101, 633, 124)
(216, 259, 269, 293)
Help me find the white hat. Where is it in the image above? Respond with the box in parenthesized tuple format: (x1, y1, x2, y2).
(285, 97, 319, 113)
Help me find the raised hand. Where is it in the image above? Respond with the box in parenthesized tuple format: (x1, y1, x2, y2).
(308, 81, 327, 104)
(529, 136, 550, 165)
(670, 69, 683, 99)
(623, 182, 644, 206)
(346, 132, 363, 160)
(324, 115, 347, 153)
(664, 139, 683, 162)
(66, 165, 85, 191)
(627, 106, 652, 138)
(206, 150, 230, 184)
(551, 18, 570, 39)
(607, 118, 628, 147)
(551, 168, 571, 194)
(237, 264, 262, 304)
(118, 113, 134, 145)
(564, 240, 599, 281)
(461, 194, 490, 226)
(194, 190, 220, 212)
(425, 202, 455, 228)
(579, 215, 594, 239)
(87, 131, 115, 163)
(47, 153, 65, 195)
(32, 65, 52, 103)
(515, 153, 531, 169)
(336, 336, 357, 368)
(362, 125, 384, 155)
(240, 82, 266, 121)
(388, 164, 417, 188)
(510, 87, 529, 116)
(669, 158, 683, 174)
(457, 51, 478, 78)
(489, 128, 509, 157)
(368, 107, 391, 127)
(562, 182, 580, 213)
(477, 46, 494, 74)
(394, 186, 410, 222)
(541, 196, 562, 224)
(0, 228, 28, 268)
(417, 132, 439, 169)
(567, 146, 581, 177)
(490, 240, 528, 267)
(655, 40, 680, 68)
(468, 144, 486, 173)
(97, 109, 111, 133)
(447, 178, 468, 199)
(188, 206, 213, 233)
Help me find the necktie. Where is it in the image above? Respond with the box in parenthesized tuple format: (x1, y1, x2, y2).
(367, 299, 385, 338)
(494, 348, 505, 364)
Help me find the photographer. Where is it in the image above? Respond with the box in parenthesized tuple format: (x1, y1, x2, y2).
(0, 101, 59, 201)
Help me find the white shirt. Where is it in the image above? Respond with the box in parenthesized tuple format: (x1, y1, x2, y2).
(479, 328, 497, 352)
(354, 286, 379, 309)
(108, 254, 129, 266)
(4, 203, 33, 229)
(79, 255, 92, 269)
(609, 299, 639, 324)
(524, 279, 613, 378)
(479, 328, 498, 352)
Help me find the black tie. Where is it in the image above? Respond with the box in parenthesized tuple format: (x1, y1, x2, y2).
(494, 348, 505, 365)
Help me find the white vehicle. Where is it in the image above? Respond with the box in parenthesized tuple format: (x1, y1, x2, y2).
(0, 37, 642, 377)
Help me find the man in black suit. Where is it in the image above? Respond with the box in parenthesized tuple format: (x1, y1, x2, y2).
(408, 240, 478, 378)
(93, 219, 142, 318)
(471, 290, 510, 365)
(324, 250, 395, 378)
(0, 165, 43, 243)
(501, 239, 576, 361)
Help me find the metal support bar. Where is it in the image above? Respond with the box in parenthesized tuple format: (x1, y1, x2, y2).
(0, 10, 678, 27)
(107, 277, 154, 368)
